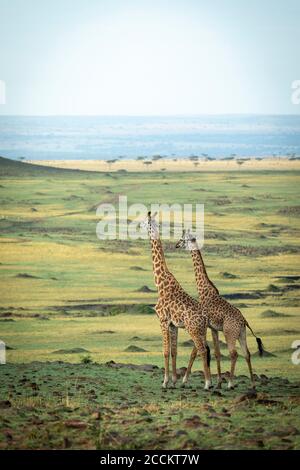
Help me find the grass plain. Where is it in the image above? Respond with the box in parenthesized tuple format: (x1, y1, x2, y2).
(0, 156, 299, 449)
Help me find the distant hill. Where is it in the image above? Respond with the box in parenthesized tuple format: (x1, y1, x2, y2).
(0, 156, 97, 177)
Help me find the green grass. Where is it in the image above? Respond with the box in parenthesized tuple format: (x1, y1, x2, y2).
(0, 156, 299, 450)
(1, 315, 300, 381)
(0, 362, 299, 450)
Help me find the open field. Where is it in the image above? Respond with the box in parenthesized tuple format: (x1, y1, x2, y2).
(27, 157, 300, 172)
(0, 156, 299, 449)
(0, 361, 299, 450)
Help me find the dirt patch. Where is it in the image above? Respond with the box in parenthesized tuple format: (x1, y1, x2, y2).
(105, 361, 158, 372)
(223, 292, 263, 300)
(52, 303, 155, 316)
(130, 266, 147, 271)
(135, 285, 156, 293)
(278, 206, 300, 216)
(182, 339, 227, 350)
(267, 284, 281, 292)
(52, 348, 90, 354)
(91, 330, 115, 335)
(0, 311, 51, 319)
(206, 232, 228, 241)
(260, 310, 289, 318)
(220, 272, 238, 279)
(211, 197, 232, 206)
(0, 400, 12, 409)
(204, 244, 299, 258)
(15, 273, 41, 279)
(97, 240, 139, 255)
(282, 284, 300, 292)
(275, 275, 300, 282)
(124, 345, 148, 353)
(64, 420, 88, 429)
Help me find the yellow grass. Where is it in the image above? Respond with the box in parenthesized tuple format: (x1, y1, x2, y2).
(26, 157, 300, 172)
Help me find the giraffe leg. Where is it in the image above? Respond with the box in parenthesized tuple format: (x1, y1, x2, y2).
(225, 334, 238, 389)
(211, 329, 222, 388)
(182, 346, 197, 386)
(239, 326, 255, 389)
(169, 324, 178, 387)
(160, 321, 170, 388)
(188, 330, 212, 390)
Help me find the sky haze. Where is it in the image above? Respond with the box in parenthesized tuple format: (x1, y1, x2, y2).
(0, 0, 299, 115)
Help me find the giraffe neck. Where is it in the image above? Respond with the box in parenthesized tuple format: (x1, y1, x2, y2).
(190, 249, 218, 298)
(150, 238, 169, 289)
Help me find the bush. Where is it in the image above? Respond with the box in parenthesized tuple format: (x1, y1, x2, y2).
(80, 354, 93, 364)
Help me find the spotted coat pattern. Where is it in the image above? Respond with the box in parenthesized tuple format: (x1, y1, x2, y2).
(176, 232, 256, 388)
(144, 214, 212, 389)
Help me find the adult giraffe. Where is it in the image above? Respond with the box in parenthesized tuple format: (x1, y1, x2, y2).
(176, 230, 264, 389)
(142, 212, 212, 390)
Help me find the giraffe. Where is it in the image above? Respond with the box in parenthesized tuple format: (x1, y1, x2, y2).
(176, 230, 264, 389)
(142, 212, 212, 390)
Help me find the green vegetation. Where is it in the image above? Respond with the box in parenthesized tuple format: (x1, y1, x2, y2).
(0, 362, 299, 450)
(0, 156, 299, 449)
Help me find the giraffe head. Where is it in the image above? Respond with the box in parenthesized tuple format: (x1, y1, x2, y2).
(141, 211, 159, 239)
(175, 229, 198, 250)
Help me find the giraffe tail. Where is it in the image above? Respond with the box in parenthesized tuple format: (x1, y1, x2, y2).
(206, 344, 211, 367)
(245, 321, 264, 357)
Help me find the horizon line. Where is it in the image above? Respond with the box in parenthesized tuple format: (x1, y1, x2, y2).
(0, 112, 300, 118)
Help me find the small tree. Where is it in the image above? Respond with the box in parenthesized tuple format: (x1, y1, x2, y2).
(152, 155, 163, 161)
(80, 354, 93, 364)
(143, 161, 152, 170)
(107, 159, 117, 170)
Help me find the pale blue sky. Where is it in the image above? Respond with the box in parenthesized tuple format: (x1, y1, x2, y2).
(0, 0, 299, 115)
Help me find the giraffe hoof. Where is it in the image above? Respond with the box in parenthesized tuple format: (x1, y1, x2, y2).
(204, 381, 213, 391)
